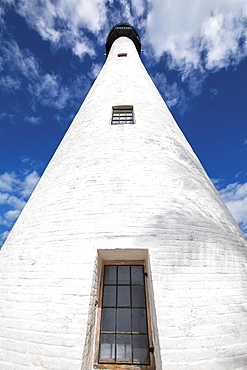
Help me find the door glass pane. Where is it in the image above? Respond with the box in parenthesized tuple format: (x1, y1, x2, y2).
(132, 308, 147, 334)
(104, 265, 117, 284)
(118, 266, 130, 284)
(101, 308, 115, 332)
(117, 308, 131, 332)
(132, 286, 146, 307)
(100, 264, 149, 365)
(99, 334, 115, 363)
(116, 334, 132, 362)
(103, 285, 116, 307)
(131, 265, 144, 284)
(133, 334, 149, 364)
(118, 285, 130, 307)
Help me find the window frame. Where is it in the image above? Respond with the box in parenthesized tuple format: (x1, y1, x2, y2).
(94, 260, 155, 370)
(111, 106, 135, 125)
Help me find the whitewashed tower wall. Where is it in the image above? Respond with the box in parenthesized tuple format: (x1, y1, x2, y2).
(0, 24, 247, 370)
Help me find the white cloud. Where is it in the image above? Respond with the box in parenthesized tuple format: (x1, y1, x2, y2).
(28, 73, 69, 109)
(0, 170, 40, 247)
(15, 0, 108, 57)
(0, 0, 15, 20)
(235, 171, 242, 179)
(0, 40, 41, 94)
(132, 0, 146, 17)
(0, 75, 21, 91)
(88, 63, 103, 79)
(1, 40, 40, 80)
(0, 192, 26, 212)
(0, 172, 19, 192)
(0, 230, 9, 244)
(239, 139, 247, 153)
(151, 72, 189, 114)
(220, 182, 247, 202)
(4, 209, 21, 221)
(20, 171, 40, 198)
(2, 0, 151, 59)
(39, 75, 74, 110)
(210, 87, 219, 98)
(72, 40, 95, 58)
(24, 116, 41, 125)
(6, 195, 26, 210)
(219, 181, 247, 233)
(146, 0, 247, 98)
(211, 178, 223, 187)
(1, 0, 15, 5)
(33, 74, 59, 98)
(0, 215, 10, 226)
(0, 40, 77, 110)
(1, 0, 246, 112)
(0, 192, 9, 204)
(146, 0, 247, 67)
(202, 9, 247, 70)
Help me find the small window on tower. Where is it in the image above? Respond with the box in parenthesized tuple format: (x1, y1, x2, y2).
(118, 53, 127, 57)
(111, 106, 134, 125)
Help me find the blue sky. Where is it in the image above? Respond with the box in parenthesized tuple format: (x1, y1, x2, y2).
(0, 0, 247, 247)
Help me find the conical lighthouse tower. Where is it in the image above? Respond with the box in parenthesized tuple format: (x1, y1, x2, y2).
(0, 23, 247, 370)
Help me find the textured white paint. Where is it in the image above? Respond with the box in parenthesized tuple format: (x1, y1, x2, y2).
(0, 34, 247, 370)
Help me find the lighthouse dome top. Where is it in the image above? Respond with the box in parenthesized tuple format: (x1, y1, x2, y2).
(106, 23, 141, 56)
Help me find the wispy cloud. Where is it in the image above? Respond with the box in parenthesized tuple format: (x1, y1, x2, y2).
(0, 75, 21, 91)
(2, 0, 245, 115)
(4, 209, 21, 221)
(146, 0, 247, 68)
(2, 0, 150, 57)
(27, 73, 70, 110)
(0, 170, 39, 203)
(15, 0, 108, 58)
(20, 156, 45, 173)
(0, 170, 40, 247)
(0, 0, 14, 21)
(210, 87, 219, 98)
(151, 72, 189, 113)
(0, 40, 40, 80)
(88, 63, 103, 79)
(0, 40, 39, 96)
(0, 39, 91, 118)
(145, 0, 247, 110)
(0, 172, 19, 192)
(219, 181, 247, 235)
(24, 116, 42, 125)
(132, 0, 147, 17)
(235, 171, 242, 179)
(0, 230, 10, 246)
(20, 171, 40, 198)
(211, 178, 223, 187)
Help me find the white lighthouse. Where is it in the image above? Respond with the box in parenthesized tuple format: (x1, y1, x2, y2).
(0, 23, 247, 370)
